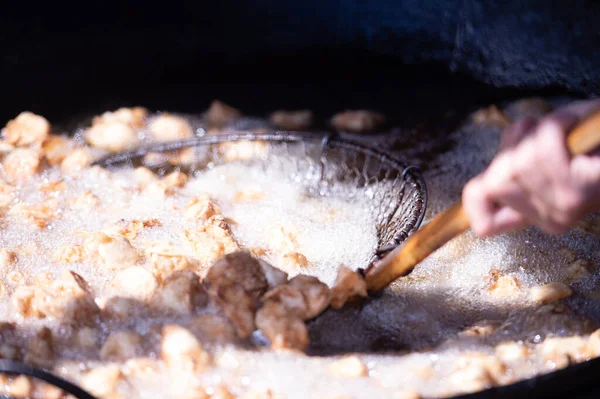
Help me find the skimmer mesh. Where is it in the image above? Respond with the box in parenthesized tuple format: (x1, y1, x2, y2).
(93, 131, 427, 260)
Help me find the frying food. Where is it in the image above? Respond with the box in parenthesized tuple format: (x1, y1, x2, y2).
(0, 104, 598, 399)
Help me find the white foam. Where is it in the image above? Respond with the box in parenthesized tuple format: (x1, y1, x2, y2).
(2, 103, 600, 398)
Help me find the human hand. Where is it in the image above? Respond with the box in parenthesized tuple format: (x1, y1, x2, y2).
(463, 99, 600, 237)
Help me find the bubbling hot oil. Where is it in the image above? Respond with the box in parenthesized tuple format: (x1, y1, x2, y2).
(2, 103, 600, 398)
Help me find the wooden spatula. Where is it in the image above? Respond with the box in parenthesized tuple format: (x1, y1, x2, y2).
(365, 110, 600, 294)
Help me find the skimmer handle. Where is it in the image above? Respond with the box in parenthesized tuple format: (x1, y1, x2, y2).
(365, 109, 600, 294)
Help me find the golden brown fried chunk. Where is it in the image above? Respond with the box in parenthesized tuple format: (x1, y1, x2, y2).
(328, 356, 368, 378)
(0, 323, 20, 360)
(85, 233, 139, 269)
(23, 327, 54, 368)
(263, 285, 308, 319)
(204, 251, 268, 298)
(3, 112, 50, 146)
(540, 336, 591, 369)
(110, 267, 157, 301)
(2, 148, 40, 184)
(53, 244, 85, 264)
(184, 196, 220, 221)
(119, 219, 162, 241)
(330, 266, 367, 309)
(206, 100, 241, 128)
(470, 105, 511, 128)
(494, 341, 531, 362)
(459, 320, 501, 338)
(269, 110, 313, 130)
(530, 282, 572, 304)
(280, 252, 312, 273)
(233, 189, 265, 202)
(11, 286, 45, 318)
(148, 253, 197, 283)
(184, 216, 240, 264)
(103, 296, 143, 320)
(133, 166, 157, 188)
(100, 331, 143, 361)
(209, 282, 257, 338)
(164, 171, 189, 188)
(85, 121, 139, 152)
(7, 375, 32, 398)
(42, 135, 75, 165)
(161, 324, 210, 372)
(565, 259, 592, 283)
(81, 365, 122, 398)
(487, 273, 522, 299)
(148, 114, 194, 142)
(258, 259, 288, 288)
(189, 314, 237, 344)
(61, 147, 93, 174)
(93, 107, 148, 129)
(331, 110, 385, 133)
(74, 327, 99, 349)
(0, 249, 16, 269)
(288, 275, 331, 319)
(39, 179, 67, 196)
(153, 271, 208, 314)
(219, 140, 268, 162)
(9, 198, 58, 229)
(0, 182, 15, 209)
(6, 270, 26, 286)
(255, 301, 308, 351)
(69, 190, 101, 209)
(449, 355, 505, 394)
(37, 271, 100, 324)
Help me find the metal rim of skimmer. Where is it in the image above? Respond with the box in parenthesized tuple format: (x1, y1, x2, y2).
(93, 131, 429, 261)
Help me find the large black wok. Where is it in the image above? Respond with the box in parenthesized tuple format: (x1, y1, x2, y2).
(0, 1, 598, 398)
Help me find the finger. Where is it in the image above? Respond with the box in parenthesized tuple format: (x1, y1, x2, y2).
(569, 154, 600, 216)
(509, 131, 557, 222)
(489, 179, 566, 234)
(467, 151, 536, 235)
(487, 206, 528, 235)
(535, 110, 578, 185)
(463, 175, 496, 237)
(530, 104, 599, 223)
(484, 176, 537, 224)
(480, 153, 566, 233)
(500, 117, 537, 151)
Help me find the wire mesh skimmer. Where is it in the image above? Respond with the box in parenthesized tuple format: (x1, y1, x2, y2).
(94, 131, 427, 261)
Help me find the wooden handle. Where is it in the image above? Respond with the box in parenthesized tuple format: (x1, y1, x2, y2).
(365, 201, 470, 293)
(365, 110, 600, 294)
(567, 111, 600, 155)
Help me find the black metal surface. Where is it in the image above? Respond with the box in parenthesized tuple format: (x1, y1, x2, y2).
(453, 356, 600, 399)
(0, 1, 598, 397)
(0, 360, 97, 399)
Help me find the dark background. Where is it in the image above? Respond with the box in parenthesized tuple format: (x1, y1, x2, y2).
(0, 0, 597, 126)
(1, 1, 600, 398)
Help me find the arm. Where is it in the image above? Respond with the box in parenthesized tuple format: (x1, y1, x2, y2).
(463, 99, 600, 236)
